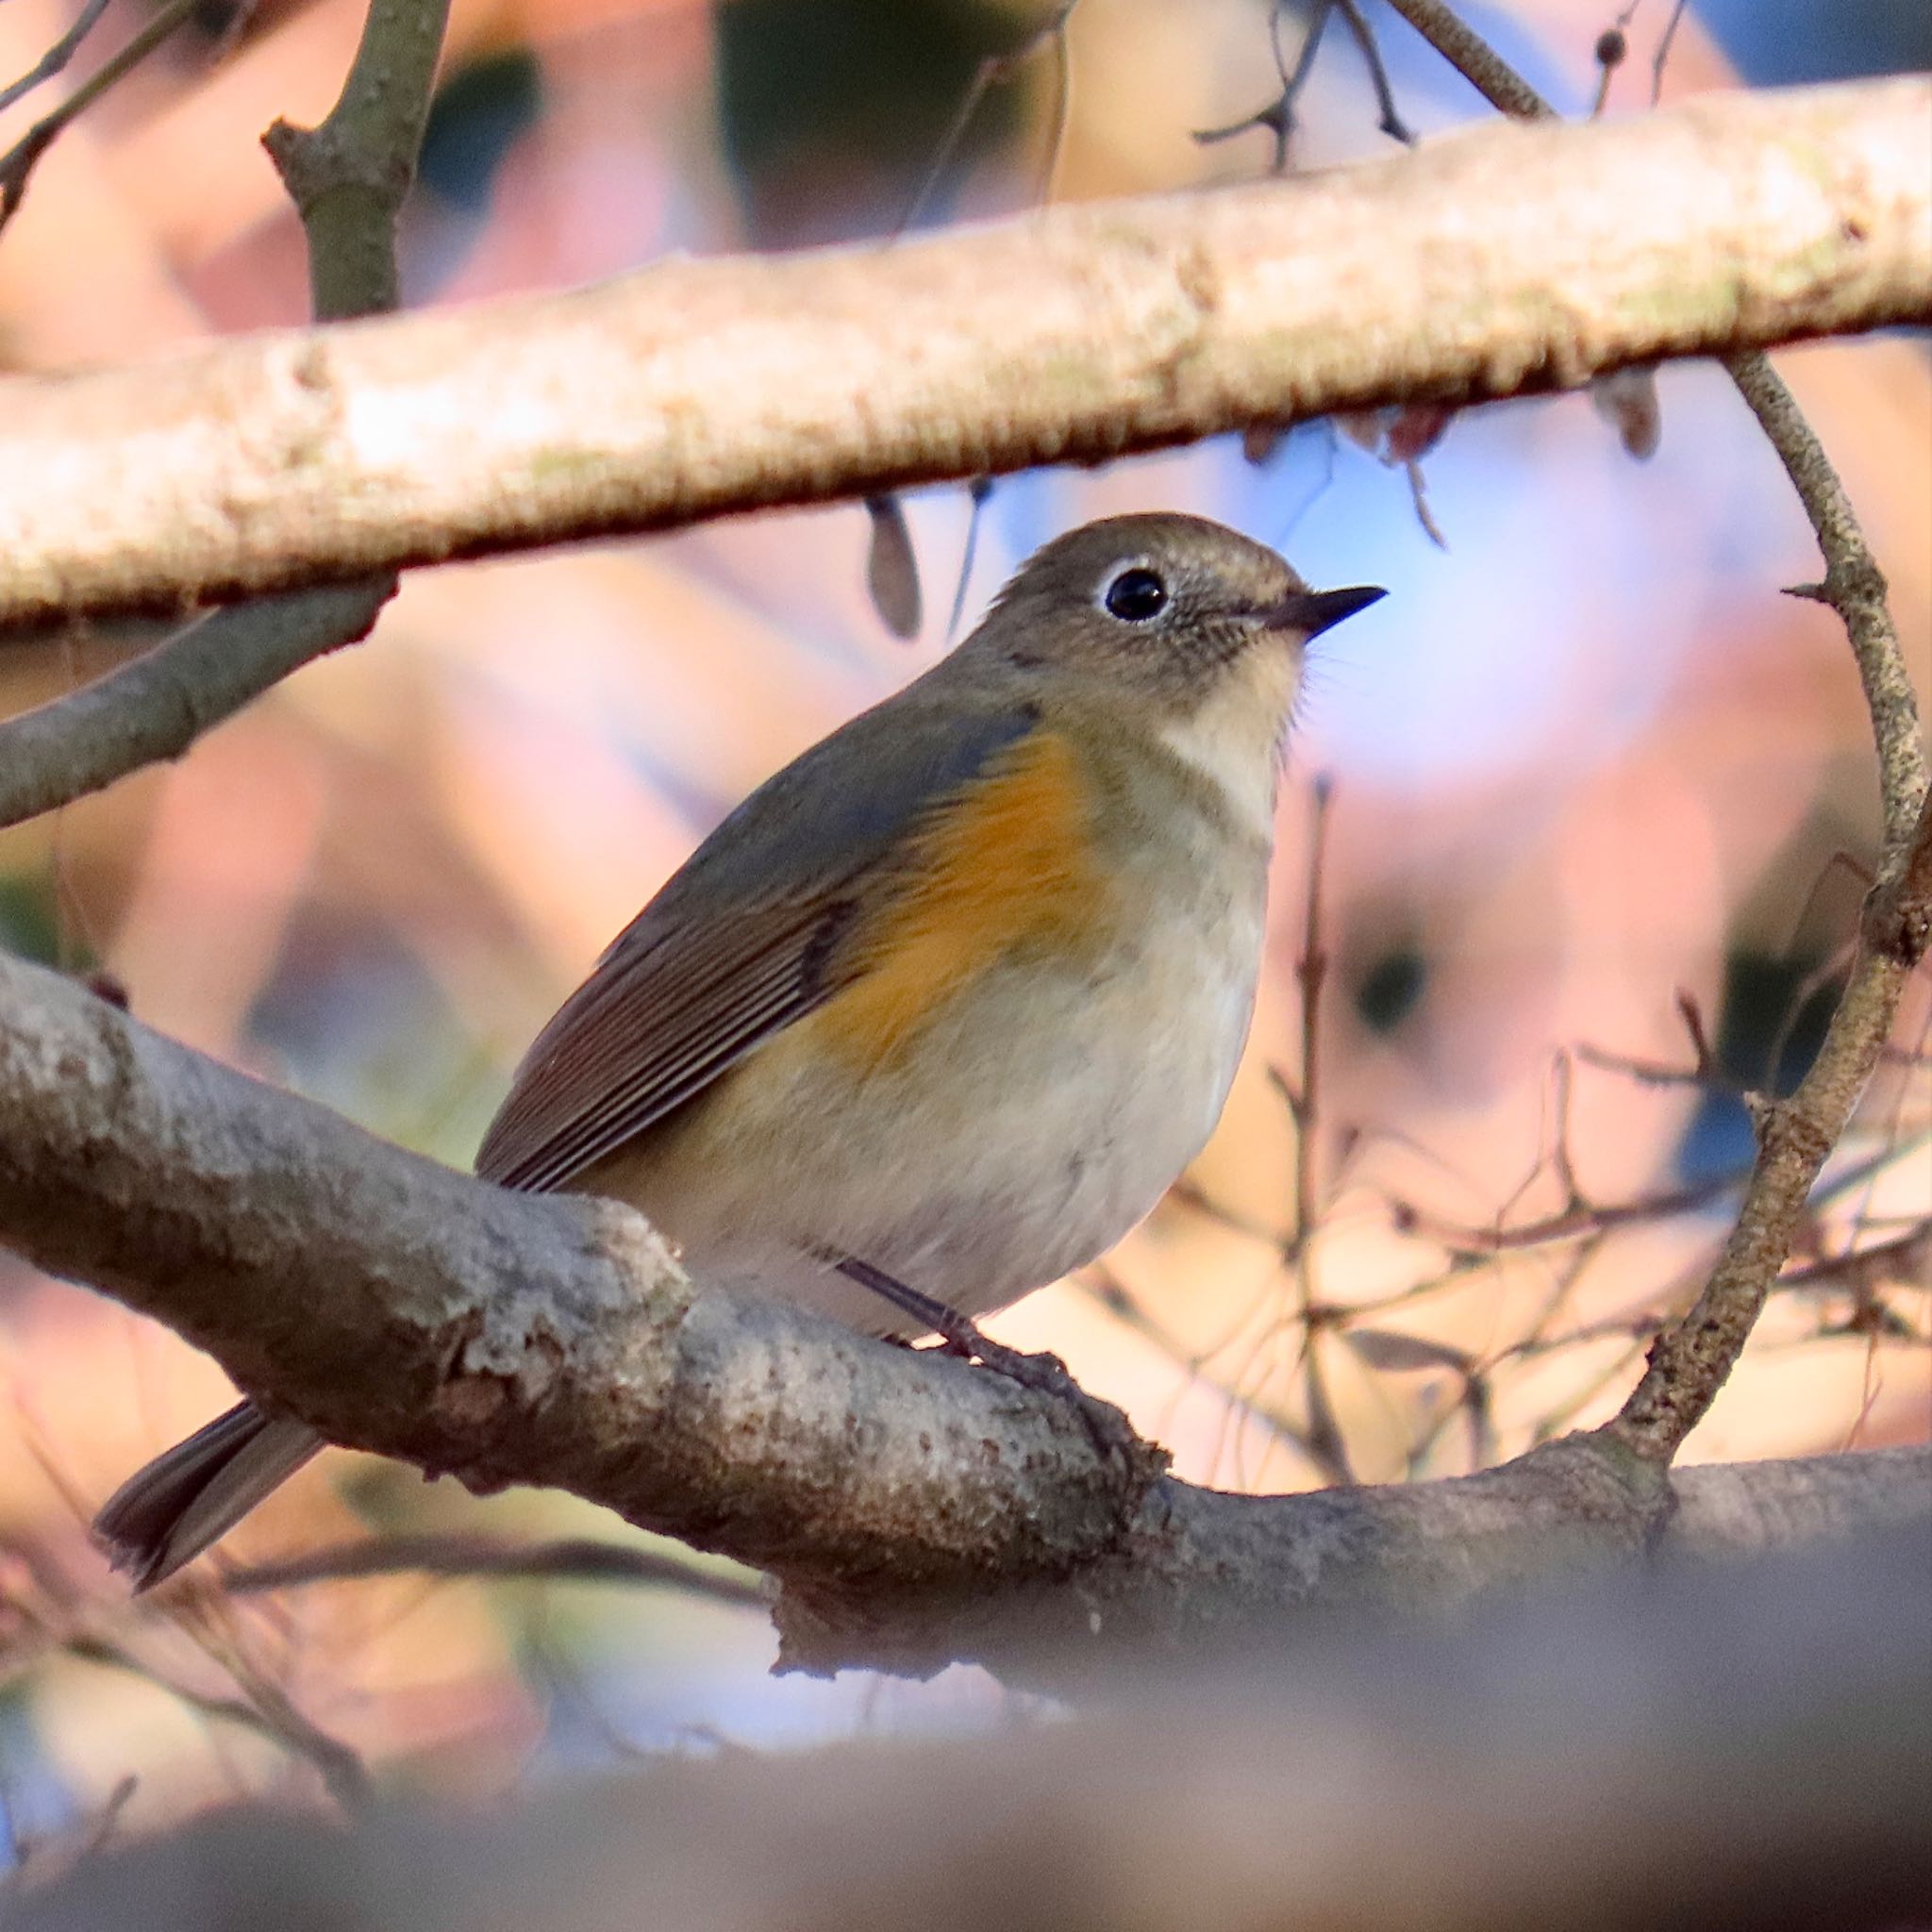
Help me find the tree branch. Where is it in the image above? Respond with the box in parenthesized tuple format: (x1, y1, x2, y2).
(1383, 0, 1554, 118)
(0, 0, 113, 118)
(0, 0, 448, 830)
(0, 77, 1924, 631)
(2, 949, 1925, 1682)
(1608, 796, 1932, 1460)
(0, 0, 201, 236)
(0, 583, 391, 830)
(1724, 350, 1929, 864)
(1381, 0, 1932, 1476)
(222, 1534, 767, 1606)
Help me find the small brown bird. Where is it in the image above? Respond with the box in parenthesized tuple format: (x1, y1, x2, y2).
(94, 511, 1383, 1589)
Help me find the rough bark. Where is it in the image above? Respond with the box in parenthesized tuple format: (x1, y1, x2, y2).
(1, 948, 1924, 1681)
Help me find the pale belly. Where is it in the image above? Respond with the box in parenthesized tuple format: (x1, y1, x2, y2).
(585, 877, 1268, 1338)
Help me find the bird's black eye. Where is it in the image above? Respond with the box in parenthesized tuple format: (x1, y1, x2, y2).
(1103, 566, 1168, 623)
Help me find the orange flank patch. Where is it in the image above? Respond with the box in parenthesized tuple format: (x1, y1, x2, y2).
(813, 730, 1108, 1074)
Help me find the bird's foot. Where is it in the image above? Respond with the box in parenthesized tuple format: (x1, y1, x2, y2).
(838, 1257, 1138, 1462)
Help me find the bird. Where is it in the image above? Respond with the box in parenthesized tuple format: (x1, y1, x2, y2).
(92, 511, 1384, 1591)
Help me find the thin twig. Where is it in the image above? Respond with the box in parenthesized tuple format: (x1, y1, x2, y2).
(1726, 352, 1929, 863)
(0, 0, 202, 236)
(1775, 1222, 1932, 1301)
(0, 0, 453, 825)
(1396, 1172, 1738, 1257)
(0, 584, 393, 830)
(1380, 0, 1932, 1474)
(1608, 692, 1932, 1464)
(0, 0, 114, 117)
(1333, 0, 1417, 143)
(223, 1535, 768, 1607)
(1288, 776, 1352, 1481)
(1197, 0, 1413, 168)
(63, 1630, 369, 1810)
(1650, 0, 1690, 105)
(944, 475, 994, 643)
(1075, 1267, 1323, 1473)
(1380, 0, 1553, 118)
(894, 1, 1078, 234)
(1195, 0, 1327, 173)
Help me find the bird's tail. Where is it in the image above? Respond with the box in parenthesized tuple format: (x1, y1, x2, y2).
(92, 1400, 324, 1592)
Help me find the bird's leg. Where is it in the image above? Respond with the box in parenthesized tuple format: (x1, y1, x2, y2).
(836, 1257, 1138, 1461)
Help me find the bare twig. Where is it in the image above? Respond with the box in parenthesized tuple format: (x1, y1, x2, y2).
(1612, 801, 1932, 1461)
(1380, 0, 1932, 1478)
(1650, 0, 1691, 105)
(224, 1535, 767, 1607)
(258, 0, 451, 328)
(1197, 0, 1413, 167)
(1195, 0, 1325, 172)
(0, 0, 113, 117)
(1076, 1265, 1324, 1474)
(0, 584, 393, 830)
(1394, 1172, 1739, 1256)
(63, 1629, 368, 1810)
(1333, 0, 1417, 144)
(1775, 1222, 1932, 1302)
(0, 0, 201, 236)
(0, 0, 449, 825)
(1287, 776, 1351, 1481)
(1590, 23, 1626, 118)
(1381, 0, 1552, 118)
(895, 0, 1078, 233)
(1726, 352, 1929, 865)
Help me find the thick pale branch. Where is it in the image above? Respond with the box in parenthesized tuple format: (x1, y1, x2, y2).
(1, 948, 1925, 1680)
(0, 77, 1925, 631)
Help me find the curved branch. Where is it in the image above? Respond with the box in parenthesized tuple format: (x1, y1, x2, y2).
(0, 76, 1924, 631)
(1608, 795, 1932, 1461)
(1379, 0, 1932, 1474)
(2, 948, 1927, 1682)
(1724, 351, 1928, 862)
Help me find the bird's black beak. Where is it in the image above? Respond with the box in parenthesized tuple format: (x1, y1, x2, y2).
(1262, 584, 1387, 639)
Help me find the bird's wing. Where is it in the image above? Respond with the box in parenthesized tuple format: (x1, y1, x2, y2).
(474, 690, 1040, 1192)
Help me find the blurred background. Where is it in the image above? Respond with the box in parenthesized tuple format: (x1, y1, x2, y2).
(0, 0, 1926, 1866)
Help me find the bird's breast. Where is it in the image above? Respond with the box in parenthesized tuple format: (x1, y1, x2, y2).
(811, 726, 1111, 1076)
